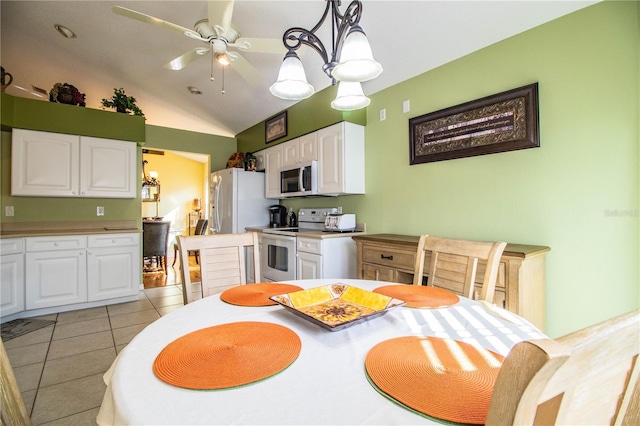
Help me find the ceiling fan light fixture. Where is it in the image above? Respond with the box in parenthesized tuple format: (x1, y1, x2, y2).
(270, 51, 314, 100)
(215, 52, 231, 66)
(54, 24, 76, 39)
(331, 81, 370, 111)
(331, 26, 382, 82)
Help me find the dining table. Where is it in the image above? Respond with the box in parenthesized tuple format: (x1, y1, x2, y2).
(96, 278, 546, 425)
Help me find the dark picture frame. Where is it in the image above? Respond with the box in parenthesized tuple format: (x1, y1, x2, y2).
(265, 111, 288, 143)
(409, 83, 539, 165)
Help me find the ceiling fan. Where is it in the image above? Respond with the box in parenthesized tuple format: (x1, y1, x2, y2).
(112, 0, 284, 86)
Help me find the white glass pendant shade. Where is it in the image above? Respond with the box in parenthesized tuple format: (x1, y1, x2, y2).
(331, 82, 370, 111)
(269, 51, 315, 100)
(332, 27, 383, 82)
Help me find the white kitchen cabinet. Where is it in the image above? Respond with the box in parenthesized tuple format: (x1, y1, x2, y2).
(1, 239, 25, 316)
(25, 236, 88, 310)
(11, 129, 137, 198)
(87, 233, 140, 301)
(264, 145, 283, 198)
(296, 236, 356, 280)
(282, 133, 318, 167)
(317, 122, 365, 195)
(11, 130, 79, 197)
(80, 136, 137, 198)
(246, 233, 263, 283)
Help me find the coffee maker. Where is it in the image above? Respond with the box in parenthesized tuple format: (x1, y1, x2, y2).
(268, 205, 287, 228)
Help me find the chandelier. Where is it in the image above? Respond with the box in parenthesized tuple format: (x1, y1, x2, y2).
(269, 0, 382, 111)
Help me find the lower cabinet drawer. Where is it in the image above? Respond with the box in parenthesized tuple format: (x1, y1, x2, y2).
(362, 246, 415, 270)
(363, 263, 396, 282)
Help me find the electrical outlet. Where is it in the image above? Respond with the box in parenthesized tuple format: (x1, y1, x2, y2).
(5, 206, 14, 216)
(379, 108, 386, 121)
(97, 206, 105, 216)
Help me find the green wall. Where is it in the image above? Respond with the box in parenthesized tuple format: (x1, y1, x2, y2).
(281, 0, 640, 338)
(0, 94, 146, 224)
(144, 124, 235, 172)
(237, 85, 366, 153)
(0, 96, 235, 224)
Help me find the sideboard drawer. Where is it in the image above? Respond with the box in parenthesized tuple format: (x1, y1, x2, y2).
(362, 246, 415, 271)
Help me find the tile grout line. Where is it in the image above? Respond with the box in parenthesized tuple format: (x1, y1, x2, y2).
(29, 312, 59, 420)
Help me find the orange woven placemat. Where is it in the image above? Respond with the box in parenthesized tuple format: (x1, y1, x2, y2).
(373, 285, 459, 308)
(220, 283, 303, 306)
(365, 336, 504, 424)
(153, 321, 301, 390)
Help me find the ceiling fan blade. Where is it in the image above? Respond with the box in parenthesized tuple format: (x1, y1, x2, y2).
(112, 6, 202, 39)
(163, 47, 210, 70)
(229, 52, 262, 86)
(208, 0, 235, 35)
(233, 37, 286, 54)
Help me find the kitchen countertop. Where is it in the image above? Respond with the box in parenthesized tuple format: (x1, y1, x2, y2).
(0, 220, 141, 238)
(245, 226, 366, 239)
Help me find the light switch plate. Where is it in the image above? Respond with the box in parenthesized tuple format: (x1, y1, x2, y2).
(379, 108, 386, 121)
(403, 100, 410, 113)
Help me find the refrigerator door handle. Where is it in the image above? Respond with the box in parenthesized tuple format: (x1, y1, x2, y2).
(214, 175, 221, 233)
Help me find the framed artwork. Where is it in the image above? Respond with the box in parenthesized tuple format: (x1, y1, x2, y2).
(409, 83, 539, 165)
(265, 111, 287, 143)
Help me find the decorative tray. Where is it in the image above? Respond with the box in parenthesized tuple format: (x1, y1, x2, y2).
(269, 284, 406, 331)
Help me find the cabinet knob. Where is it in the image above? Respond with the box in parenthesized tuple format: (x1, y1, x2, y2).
(381, 254, 393, 260)
(54, 242, 59, 247)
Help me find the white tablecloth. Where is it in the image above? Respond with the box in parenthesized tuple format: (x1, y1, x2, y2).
(97, 279, 545, 425)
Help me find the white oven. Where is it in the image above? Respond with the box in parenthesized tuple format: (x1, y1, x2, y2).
(261, 233, 296, 282)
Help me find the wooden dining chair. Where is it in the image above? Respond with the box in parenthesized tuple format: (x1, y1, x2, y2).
(172, 219, 208, 266)
(142, 220, 171, 275)
(177, 232, 261, 304)
(486, 308, 640, 425)
(1, 339, 33, 425)
(413, 235, 507, 302)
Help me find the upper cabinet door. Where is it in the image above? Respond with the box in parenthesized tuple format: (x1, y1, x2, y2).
(317, 122, 365, 195)
(80, 136, 137, 198)
(11, 129, 80, 197)
(264, 145, 283, 199)
(298, 132, 318, 163)
(11, 129, 137, 198)
(281, 138, 300, 167)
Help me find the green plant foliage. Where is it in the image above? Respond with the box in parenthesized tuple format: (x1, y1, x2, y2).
(101, 88, 144, 116)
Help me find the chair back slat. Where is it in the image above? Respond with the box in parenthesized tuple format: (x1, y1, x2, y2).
(414, 235, 506, 302)
(486, 309, 640, 425)
(177, 232, 260, 304)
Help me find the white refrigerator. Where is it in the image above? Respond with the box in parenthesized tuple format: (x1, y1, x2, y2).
(210, 168, 274, 234)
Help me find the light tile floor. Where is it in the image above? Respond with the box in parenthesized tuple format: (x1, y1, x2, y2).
(3, 284, 187, 425)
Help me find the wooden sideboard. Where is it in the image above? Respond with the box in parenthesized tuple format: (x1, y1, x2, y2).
(352, 234, 550, 331)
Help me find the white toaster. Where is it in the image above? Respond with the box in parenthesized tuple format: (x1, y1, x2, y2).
(324, 213, 356, 232)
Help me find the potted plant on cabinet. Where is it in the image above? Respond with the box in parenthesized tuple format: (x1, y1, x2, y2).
(101, 88, 144, 116)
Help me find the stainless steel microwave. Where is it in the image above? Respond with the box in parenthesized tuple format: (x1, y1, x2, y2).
(280, 160, 318, 197)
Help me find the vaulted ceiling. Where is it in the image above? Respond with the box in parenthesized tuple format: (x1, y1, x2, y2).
(1, 1, 598, 137)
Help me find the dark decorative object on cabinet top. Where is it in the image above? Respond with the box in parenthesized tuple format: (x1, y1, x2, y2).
(49, 82, 86, 106)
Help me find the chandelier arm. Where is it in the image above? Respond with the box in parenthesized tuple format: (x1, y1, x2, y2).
(283, 27, 330, 66)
